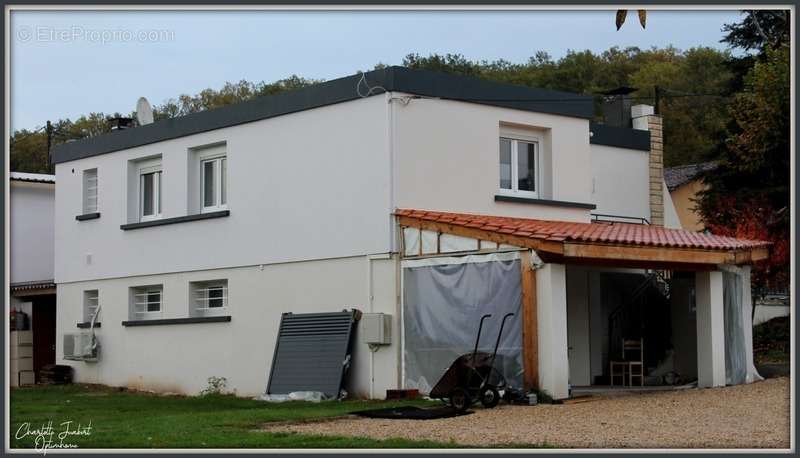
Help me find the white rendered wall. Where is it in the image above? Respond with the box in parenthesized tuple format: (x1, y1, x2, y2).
(662, 181, 682, 229)
(754, 305, 791, 325)
(695, 270, 726, 387)
(590, 144, 650, 222)
(10, 181, 55, 283)
(56, 254, 399, 398)
(54, 95, 392, 284)
(536, 263, 569, 399)
(394, 96, 593, 223)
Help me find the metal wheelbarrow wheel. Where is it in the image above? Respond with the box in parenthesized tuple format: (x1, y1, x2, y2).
(449, 387, 471, 412)
(479, 386, 500, 408)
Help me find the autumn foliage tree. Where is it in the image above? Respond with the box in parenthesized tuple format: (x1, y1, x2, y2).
(698, 12, 790, 288)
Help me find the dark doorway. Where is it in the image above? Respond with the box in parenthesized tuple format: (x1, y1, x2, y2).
(32, 295, 57, 382)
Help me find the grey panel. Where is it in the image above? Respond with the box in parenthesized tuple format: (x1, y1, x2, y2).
(266, 310, 360, 398)
(590, 122, 651, 151)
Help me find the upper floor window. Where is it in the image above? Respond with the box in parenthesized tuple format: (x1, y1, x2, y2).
(201, 155, 227, 212)
(82, 169, 98, 213)
(139, 164, 162, 221)
(499, 137, 539, 198)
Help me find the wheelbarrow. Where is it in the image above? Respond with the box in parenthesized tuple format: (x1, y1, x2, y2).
(429, 312, 515, 412)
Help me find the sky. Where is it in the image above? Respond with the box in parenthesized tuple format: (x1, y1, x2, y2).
(10, 9, 745, 132)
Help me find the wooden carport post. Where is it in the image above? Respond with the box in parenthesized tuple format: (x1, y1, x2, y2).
(520, 250, 539, 390)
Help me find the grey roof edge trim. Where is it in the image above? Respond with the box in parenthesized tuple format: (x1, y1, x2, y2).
(589, 122, 651, 151)
(51, 66, 595, 164)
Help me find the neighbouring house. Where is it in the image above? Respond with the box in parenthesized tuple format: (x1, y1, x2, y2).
(664, 161, 719, 232)
(9, 172, 57, 386)
(50, 67, 769, 400)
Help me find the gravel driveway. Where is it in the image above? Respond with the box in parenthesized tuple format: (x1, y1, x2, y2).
(264, 377, 790, 448)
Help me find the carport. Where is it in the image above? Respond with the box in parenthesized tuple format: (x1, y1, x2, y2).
(396, 209, 770, 399)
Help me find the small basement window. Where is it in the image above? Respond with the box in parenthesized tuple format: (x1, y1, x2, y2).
(82, 169, 98, 214)
(190, 280, 228, 317)
(130, 285, 163, 320)
(83, 290, 99, 322)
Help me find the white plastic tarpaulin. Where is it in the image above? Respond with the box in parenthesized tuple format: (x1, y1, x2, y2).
(401, 252, 524, 394)
(721, 265, 763, 385)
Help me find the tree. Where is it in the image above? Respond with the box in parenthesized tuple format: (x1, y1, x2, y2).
(722, 10, 790, 52)
(698, 45, 789, 287)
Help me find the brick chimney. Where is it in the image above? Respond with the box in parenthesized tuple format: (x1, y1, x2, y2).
(632, 104, 664, 226)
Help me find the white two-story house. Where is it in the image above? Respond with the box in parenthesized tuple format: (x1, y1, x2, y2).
(52, 67, 769, 399)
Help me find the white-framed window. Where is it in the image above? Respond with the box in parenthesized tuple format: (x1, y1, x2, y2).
(190, 280, 228, 317)
(201, 155, 227, 212)
(82, 169, 98, 214)
(499, 137, 540, 198)
(83, 290, 99, 322)
(139, 164, 162, 221)
(131, 285, 163, 319)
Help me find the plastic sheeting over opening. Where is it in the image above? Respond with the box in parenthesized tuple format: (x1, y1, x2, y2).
(721, 265, 763, 385)
(402, 252, 524, 394)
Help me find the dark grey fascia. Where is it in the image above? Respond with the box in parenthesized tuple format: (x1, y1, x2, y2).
(122, 316, 231, 327)
(75, 212, 101, 221)
(51, 66, 595, 164)
(494, 194, 597, 210)
(120, 210, 229, 230)
(589, 122, 651, 151)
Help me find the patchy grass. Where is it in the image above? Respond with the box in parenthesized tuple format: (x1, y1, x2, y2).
(754, 316, 790, 364)
(10, 384, 453, 449)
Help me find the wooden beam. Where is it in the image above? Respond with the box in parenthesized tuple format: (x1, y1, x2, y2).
(733, 246, 770, 264)
(397, 215, 564, 256)
(562, 257, 718, 272)
(520, 250, 539, 390)
(563, 242, 733, 265)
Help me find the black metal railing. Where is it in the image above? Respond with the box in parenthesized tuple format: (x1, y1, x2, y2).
(591, 213, 651, 225)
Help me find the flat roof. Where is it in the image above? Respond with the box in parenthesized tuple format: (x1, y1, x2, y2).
(51, 66, 648, 164)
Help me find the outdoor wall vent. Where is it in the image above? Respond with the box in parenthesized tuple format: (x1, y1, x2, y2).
(361, 313, 392, 346)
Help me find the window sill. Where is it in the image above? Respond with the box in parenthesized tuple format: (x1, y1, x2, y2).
(76, 322, 101, 329)
(494, 194, 596, 210)
(76, 212, 101, 221)
(120, 210, 229, 230)
(121, 316, 231, 327)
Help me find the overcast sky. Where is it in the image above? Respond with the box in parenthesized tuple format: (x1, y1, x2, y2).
(10, 9, 744, 132)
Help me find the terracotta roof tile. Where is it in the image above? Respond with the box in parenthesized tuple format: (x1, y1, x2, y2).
(396, 209, 770, 251)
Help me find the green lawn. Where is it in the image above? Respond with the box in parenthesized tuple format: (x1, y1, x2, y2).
(10, 384, 455, 449)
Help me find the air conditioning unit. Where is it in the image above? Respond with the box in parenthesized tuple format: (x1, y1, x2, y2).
(63, 333, 99, 362)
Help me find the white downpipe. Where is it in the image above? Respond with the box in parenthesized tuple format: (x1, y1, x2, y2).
(365, 255, 374, 399)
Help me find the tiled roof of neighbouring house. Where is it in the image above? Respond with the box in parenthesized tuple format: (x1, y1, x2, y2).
(664, 162, 718, 191)
(395, 209, 770, 251)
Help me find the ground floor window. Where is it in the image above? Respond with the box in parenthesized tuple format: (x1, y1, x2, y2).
(130, 285, 163, 320)
(190, 280, 228, 317)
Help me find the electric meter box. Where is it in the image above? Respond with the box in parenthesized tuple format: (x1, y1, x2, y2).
(361, 313, 392, 345)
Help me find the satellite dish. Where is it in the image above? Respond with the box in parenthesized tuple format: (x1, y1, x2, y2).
(135, 97, 154, 125)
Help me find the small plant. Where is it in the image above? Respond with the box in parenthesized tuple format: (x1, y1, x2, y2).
(200, 376, 228, 396)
